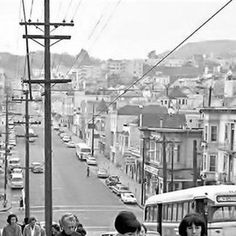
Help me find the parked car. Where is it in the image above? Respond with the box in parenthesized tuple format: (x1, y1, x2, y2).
(66, 141, 76, 148)
(120, 192, 137, 204)
(31, 162, 44, 173)
(97, 168, 109, 178)
(62, 135, 71, 142)
(8, 157, 21, 171)
(105, 175, 120, 188)
(86, 156, 97, 165)
(112, 183, 130, 196)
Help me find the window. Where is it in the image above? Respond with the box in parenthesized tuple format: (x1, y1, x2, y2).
(177, 145, 180, 162)
(172, 203, 177, 221)
(210, 155, 217, 171)
(225, 124, 228, 140)
(223, 154, 228, 172)
(125, 136, 129, 147)
(177, 203, 183, 222)
(211, 126, 217, 142)
(204, 126, 208, 141)
(203, 154, 207, 170)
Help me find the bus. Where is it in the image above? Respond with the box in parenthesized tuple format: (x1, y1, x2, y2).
(144, 185, 236, 236)
(75, 143, 91, 161)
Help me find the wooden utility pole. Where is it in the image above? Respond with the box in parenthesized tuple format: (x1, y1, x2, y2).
(12, 91, 41, 218)
(193, 140, 198, 187)
(20, 1, 73, 234)
(3, 95, 9, 207)
(141, 137, 146, 205)
(91, 104, 95, 156)
(162, 135, 167, 193)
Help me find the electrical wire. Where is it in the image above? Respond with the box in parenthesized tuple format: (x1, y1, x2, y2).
(71, 0, 83, 20)
(64, 0, 121, 77)
(89, 0, 122, 48)
(64, 0, 74, 21)
(29, 0, 35, 19)
(87, 0, 233, 123)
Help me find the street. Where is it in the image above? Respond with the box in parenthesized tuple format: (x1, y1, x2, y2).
(0, 125, 142, 234)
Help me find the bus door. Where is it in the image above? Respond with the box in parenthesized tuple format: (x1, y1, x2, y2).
(195, 198, 208, 236)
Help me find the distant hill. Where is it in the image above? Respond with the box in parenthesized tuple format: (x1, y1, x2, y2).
(0, 49, 102, 81)
(170, 40, 236, 59)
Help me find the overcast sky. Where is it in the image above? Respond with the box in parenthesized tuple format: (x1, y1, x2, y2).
(1, 0, 235, 60)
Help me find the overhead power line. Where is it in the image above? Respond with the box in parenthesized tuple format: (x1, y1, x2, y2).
(88, 0, 233, 123)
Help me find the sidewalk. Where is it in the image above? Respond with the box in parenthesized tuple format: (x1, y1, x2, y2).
(95, 152, 143, 208)
(63, 128, 144, 208)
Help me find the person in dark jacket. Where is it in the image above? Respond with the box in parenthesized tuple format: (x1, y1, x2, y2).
(58, 213, 81, 236)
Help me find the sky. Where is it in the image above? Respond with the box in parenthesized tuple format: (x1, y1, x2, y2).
(0, 0, 235, 60)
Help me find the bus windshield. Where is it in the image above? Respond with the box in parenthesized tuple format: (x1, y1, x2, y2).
(210, 206, 236, 222)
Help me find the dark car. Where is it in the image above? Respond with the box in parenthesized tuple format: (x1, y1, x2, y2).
(105, 175, 120, 188)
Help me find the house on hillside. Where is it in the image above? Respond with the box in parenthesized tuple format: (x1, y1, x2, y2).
(200, 107, 236, 185)
(158, 87, 188, 110)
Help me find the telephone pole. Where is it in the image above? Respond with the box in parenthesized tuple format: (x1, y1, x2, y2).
(91, 104, 95, 156)
(12, 91, 41, 219)
(3, 95, 9, 207)
(162, 135, 167, 193)
(20, 1, 73, 235)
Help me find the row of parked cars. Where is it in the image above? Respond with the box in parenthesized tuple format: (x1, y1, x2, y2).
(97, 172, 137, 204)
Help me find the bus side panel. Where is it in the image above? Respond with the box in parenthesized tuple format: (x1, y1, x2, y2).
(162, 222, 179, 236)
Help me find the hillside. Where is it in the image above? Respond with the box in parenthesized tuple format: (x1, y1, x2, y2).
(171, 40, 236, 59)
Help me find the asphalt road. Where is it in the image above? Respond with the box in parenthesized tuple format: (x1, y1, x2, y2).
(0, 125, 142, 234)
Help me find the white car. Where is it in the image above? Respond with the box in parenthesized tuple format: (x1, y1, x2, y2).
(66, 141, 75, 148)
(97, 168, 109, 178)
(120, 192, 137, 204)
(62, 136, 71, 142)
(31, 162, 44, 173)
(86, 156, 97, 165)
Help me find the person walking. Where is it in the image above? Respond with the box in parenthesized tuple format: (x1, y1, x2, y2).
(21, 218, 29, 233)
(2, 214, 22, 236)
(19, 197, 24, 210)
(86, 166, 90, 177)
(114, 211, 141, 236)
(23, 217, 41, 236)
(179, 213, 207, 236)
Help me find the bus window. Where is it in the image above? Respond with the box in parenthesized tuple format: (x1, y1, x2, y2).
(172, 203, 177, 222)
(183, 201, 189, 217)
(167, 204, 172, 221)
(177, 203, 183, 222)
(153, 205, 158, 222)
(211, 206, 236, 222)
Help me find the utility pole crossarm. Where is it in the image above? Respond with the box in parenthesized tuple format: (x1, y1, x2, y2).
(20, 22, 74, 26)
(23, 35, 71, 40)
(23, 79, 71, 84)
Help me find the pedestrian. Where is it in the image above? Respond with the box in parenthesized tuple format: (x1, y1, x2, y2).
(114, 211, 141, 236)
(2, 214, 22, 236)
(58, 213, 81, 236)
(19, 196, 24, 210)
(21, 217, 29, 233)
(179, 213, 206, 236)
(86, 166, 90, 177)
(23, 216, 41, 236)
(140, 224, 147, 236)
(52, 223, 61, 235)
(73, 215, 87, 236)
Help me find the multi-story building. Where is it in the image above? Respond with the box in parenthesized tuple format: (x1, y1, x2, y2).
(200, 107, 236, 184)
(140, 113, 203, 198)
